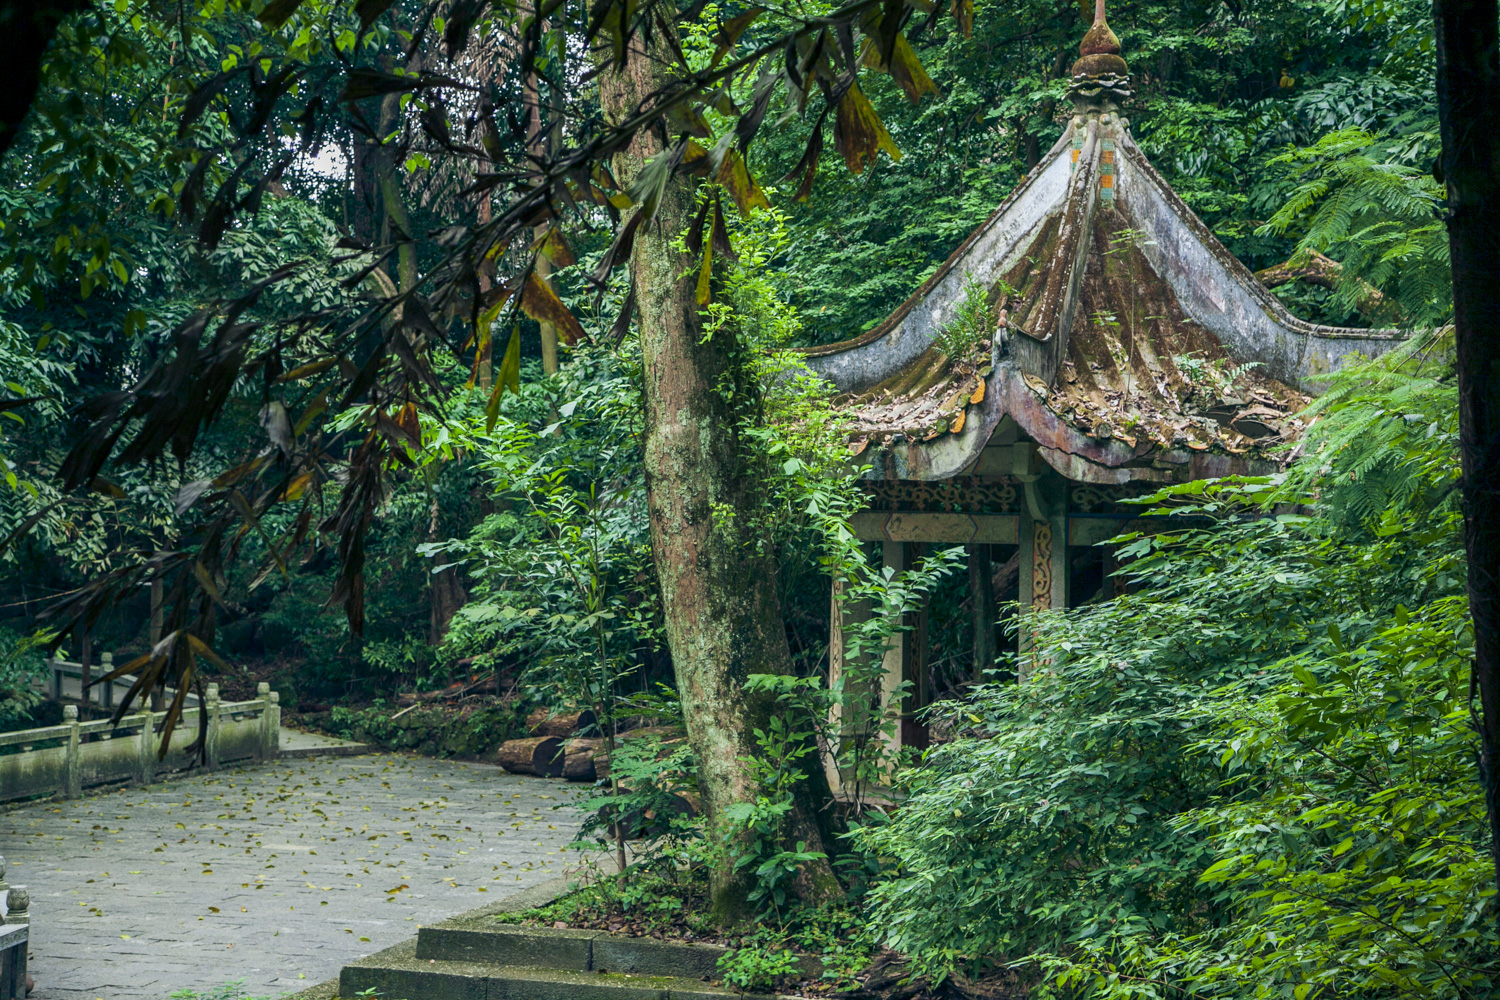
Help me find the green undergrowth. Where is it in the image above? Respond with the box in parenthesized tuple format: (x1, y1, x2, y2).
(497, 858, 877, 994)
(299, 700, 526, 758)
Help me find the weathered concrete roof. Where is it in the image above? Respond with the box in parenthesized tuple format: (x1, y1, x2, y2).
(796, 8, 1405, 485)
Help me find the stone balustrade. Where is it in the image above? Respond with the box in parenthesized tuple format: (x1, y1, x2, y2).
(0, 683, 279, 806)
(0, 855, 28, 999)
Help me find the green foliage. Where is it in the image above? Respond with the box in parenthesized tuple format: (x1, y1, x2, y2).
(1171, 351, 1261, 400)
(494, 856, 715, 937)
(0, 627, 49, 728)
(858, 344, 1495, 996)
(434, 345, 658, 711)
(1260, 128, 1449, 327)
(165, 983, 275, 1000)
(326, 701, 524, 757)
(575, 724, 701, 848)
(934, 275, 995, 360)
(717, 945, 800, 992)
(1286, 328, 1459, 534)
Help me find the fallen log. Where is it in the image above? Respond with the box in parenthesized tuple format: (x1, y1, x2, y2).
(494, 736, 564, 777)
(525, 707, 599, 738)
(562, 738, 601, 781)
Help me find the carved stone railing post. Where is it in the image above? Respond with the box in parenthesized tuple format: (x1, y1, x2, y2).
(268, 690, 280, 759)
(98, 651, 114, 709)
(137, 709, 156, 787)
(62, 705, 81, 799)
(2, 889, 27, 927)
(205, 683, 221, 771)
(256, 683, 274, 761)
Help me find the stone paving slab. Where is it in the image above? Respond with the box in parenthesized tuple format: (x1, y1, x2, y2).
(0, 753, 591, 999)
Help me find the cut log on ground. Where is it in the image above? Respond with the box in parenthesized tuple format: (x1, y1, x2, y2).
(525, 707, 598, 737)
(494, 736, 564, 777)
(562, 737, 601, 781)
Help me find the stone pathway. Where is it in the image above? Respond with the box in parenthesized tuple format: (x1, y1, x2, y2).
(1, 753, 592, 999)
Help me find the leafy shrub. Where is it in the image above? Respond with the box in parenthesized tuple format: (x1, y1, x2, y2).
(0, 627, 48, 729)
(718, 945, 800, 992)
(934, 275, 994, 360)
(327, 702, 523, 757)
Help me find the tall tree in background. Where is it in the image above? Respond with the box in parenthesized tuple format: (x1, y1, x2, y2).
(1433, 0, 1500, 896)
(597, 13, 838, 921)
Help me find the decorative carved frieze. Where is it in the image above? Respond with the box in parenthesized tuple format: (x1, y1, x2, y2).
(1032, 521, 1054, 610)
(862, 476, 1020, 514)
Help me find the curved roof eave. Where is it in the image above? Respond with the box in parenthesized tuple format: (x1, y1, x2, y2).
(803, 114, 1408, 485)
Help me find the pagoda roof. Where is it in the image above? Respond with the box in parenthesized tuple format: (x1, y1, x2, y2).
(794, 5, 1405, 485)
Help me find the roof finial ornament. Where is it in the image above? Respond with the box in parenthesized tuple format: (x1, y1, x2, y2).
(1067, 0, 1132, 115)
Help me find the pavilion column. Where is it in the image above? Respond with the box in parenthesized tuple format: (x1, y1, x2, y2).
(1017, 482, 1068, 680)
(880, 541, 929, 754)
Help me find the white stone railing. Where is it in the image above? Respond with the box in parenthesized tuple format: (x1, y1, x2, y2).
(0, 682, 279, 806)
(38, 653, 201, 710)
(0, 854, 28, 999)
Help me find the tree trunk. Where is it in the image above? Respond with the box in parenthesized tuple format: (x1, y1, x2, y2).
(1433, 0, 1500, 899)
(149, 572, 165, 711)
(526, 19, 561, 376)
(476, 192, 495, 389)
(597, 10, 838, 923)
(78, 628, 91, 721)
(427, 498, 467, 643)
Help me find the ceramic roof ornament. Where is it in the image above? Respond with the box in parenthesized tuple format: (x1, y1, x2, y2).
(1068, 0, 1132, 114)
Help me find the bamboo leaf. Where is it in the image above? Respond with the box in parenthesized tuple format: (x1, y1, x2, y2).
(834, 80, 901, 174)
(520, 272, 585, 345)
(715, 148, 770, 216)
(486, 324, 523, 429)
(711, 8, 764, 66)
(257, 0, 306, 29)
(951, 0, 974, 37)
(353, 0, 397, 31)
(696, 238, 714, 305)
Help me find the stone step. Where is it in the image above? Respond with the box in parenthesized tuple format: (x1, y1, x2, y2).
(340, 938, 778, 1000)
(416, 924, 733, 980)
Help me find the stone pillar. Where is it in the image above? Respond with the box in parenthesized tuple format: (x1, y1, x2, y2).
(1048, 509, 1068, 611)
(257, 683, 277, 762)
(0, 876, 27, 1000)
(62, 705, 81, 799)
(98, 651, 114, 710)
(879, 542, 929, 754)
(1017, 469, 1068, 679)
(267, 690, 281, 759)
(137, 709, 156, 786)
(204, 684, 221, 771)
(2, 889, 27, 927)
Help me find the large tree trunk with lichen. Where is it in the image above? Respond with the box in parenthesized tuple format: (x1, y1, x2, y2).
(598, 14, 838, 923)
(1433, 0, 1500, 900)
